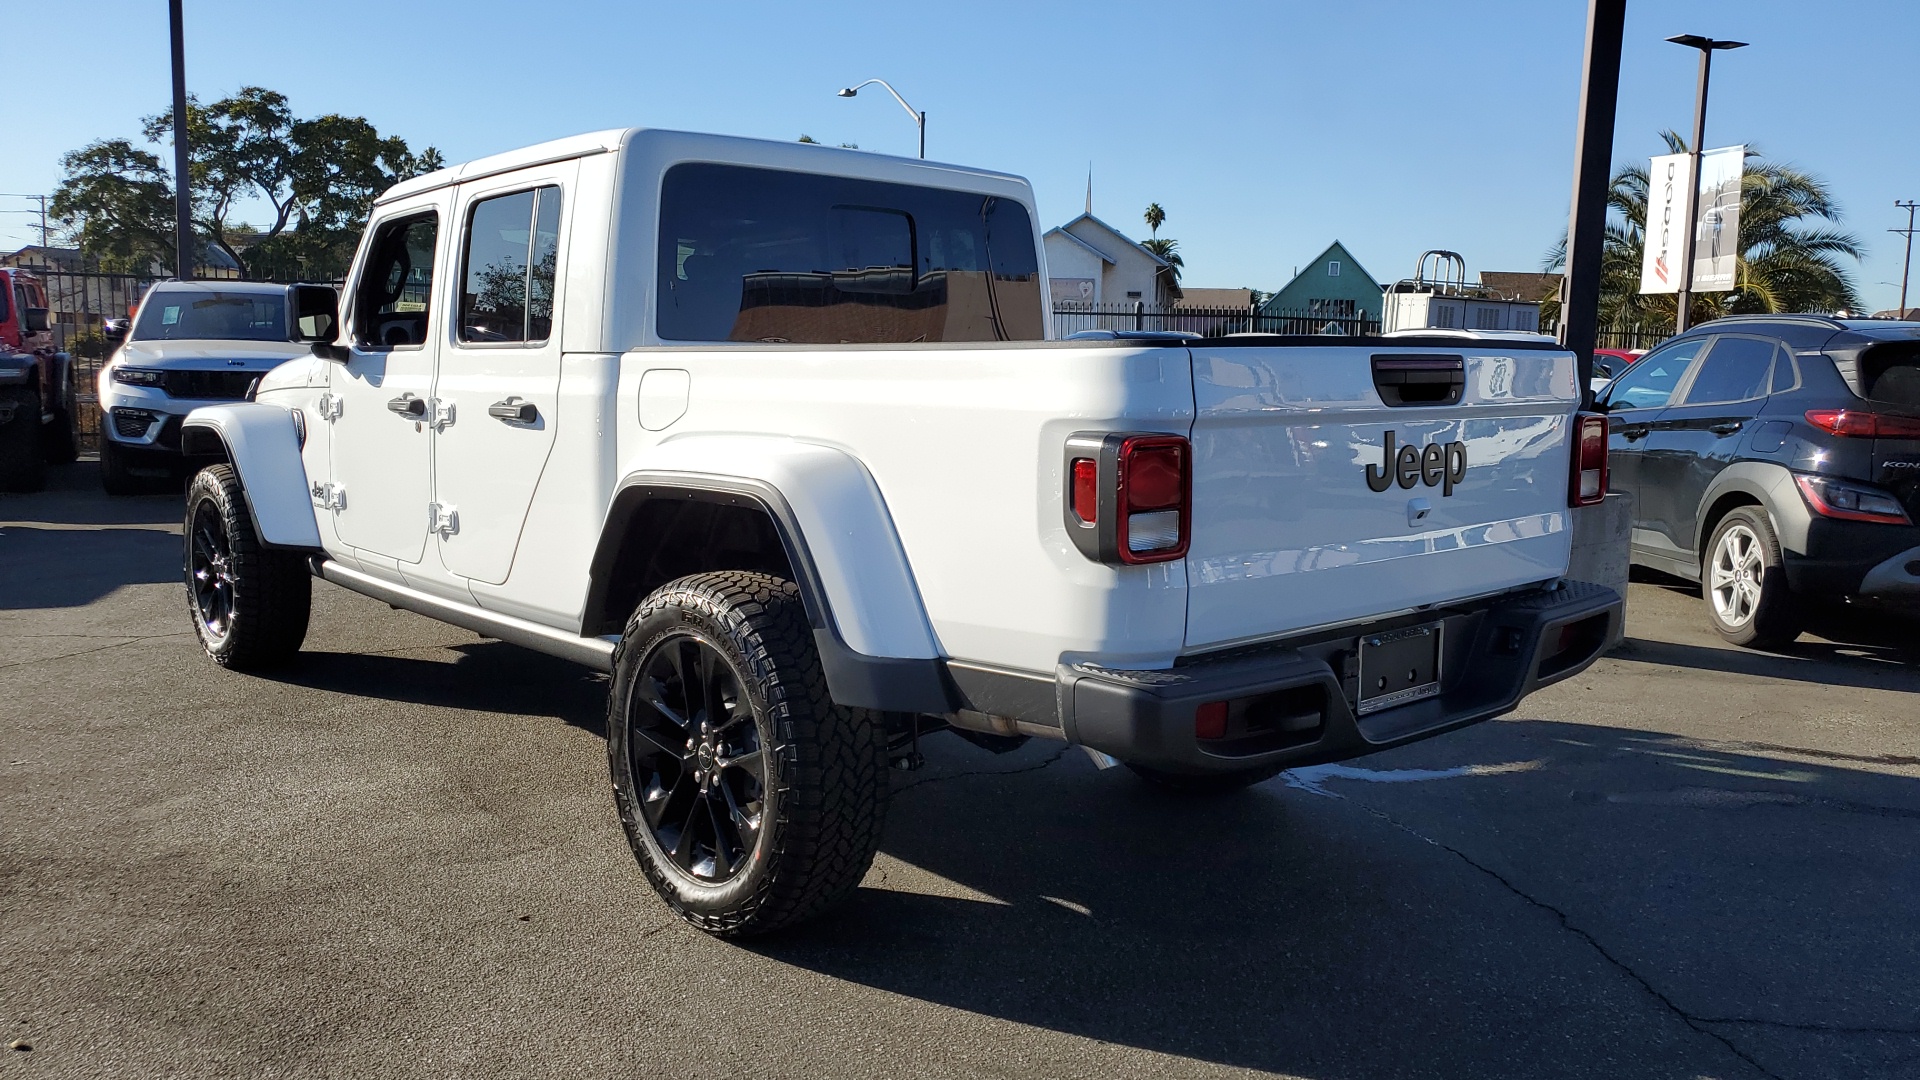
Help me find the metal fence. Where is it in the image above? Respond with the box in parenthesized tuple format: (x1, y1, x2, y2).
(1052, 302, 1380, 339)
(1593, 325, 1672, 353)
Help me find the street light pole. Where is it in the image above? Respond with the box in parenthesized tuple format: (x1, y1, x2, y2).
(169, 0, 192, 279)
(1894, 200, 1917, 316)
(1666, 34, 1746, 334)
(836, 79, 925, 159)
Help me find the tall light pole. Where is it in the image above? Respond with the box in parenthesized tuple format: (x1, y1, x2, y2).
(169, 0, 192, 279)
(1666, 33, 1745, 333)
(836, 79, 924, 159)
(1562, 0, 1627, 406)
(1894, 200, 1917, 316)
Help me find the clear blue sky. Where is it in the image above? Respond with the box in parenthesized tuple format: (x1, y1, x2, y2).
(6, 0, 1916, 311)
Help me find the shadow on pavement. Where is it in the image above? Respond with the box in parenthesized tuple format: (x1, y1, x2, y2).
(1628, 564, 1920, 667)
(0, 459, 182, 528)
(0, 524, 181, 609)
(271, 642, 608, 736)
(744, 722, 1920, 1078)
(1610, 635, 1920, 692)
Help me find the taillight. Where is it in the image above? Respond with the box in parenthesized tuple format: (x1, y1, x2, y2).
(1805, 410, 1920, 438)
(1794, 473, 1912, 525)
(1062, 431, 1192, 565)
(1194, 700, 1228, 741)
(1070, 458, 1098, 524)
(1569, 411, 1608, 507)
(1116, 436, 1190, 563)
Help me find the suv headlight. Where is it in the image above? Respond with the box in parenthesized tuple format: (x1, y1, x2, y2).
(111, 367, 166, 388)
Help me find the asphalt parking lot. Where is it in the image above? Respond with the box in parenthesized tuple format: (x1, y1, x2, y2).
(4, 463, 1918, 1080)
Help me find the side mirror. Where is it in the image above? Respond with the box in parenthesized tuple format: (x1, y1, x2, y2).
(103, 318, 129, 344)
(291, 284, 350, 362)
(23, 307, 50, 334)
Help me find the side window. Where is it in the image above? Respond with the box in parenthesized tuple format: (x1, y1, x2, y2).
(1603, 338, 1706, 410)
(458, 185, 563, 344)
(0, 281, 10, 322)
(353, 213, 438, 349)
(1681, 336, 1776, 405)
(1770, 350, 1798, 395)
(656, 163, 1043, 344)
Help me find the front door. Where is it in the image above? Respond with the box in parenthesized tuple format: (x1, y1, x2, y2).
(1597, 336, 1707, 561)
(326, 204, 445, 567)
(430, 165, 574, 584)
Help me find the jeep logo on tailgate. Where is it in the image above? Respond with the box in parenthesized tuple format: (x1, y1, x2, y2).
(1366, 431, 1468, 496)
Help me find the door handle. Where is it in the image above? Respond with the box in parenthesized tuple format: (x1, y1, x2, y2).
(1621, 424, 1650, 441)
(387, 393, 426, 418)
(1709, 421, 1744, 435)
(488, 397, 538, 424)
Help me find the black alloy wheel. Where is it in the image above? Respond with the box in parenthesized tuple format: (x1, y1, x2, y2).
(626, 632, 768, 884)
(188, 498, 237, 644)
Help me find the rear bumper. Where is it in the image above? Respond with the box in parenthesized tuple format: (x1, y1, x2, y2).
(1784, 519, 1920, 603)
(1057, 580, 1622, 775)
(1856, 544, 1920, 605)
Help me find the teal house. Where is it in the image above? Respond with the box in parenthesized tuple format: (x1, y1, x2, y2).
(1259, 241, 1383, 322)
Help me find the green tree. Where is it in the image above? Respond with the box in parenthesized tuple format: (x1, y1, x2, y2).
(1544, 131, 1862, 333)
(48, 139, 175, 273)
(1143, 202, 1165, 238)
(56, 86, 440, 279)
(1141, 236, 1183, 284)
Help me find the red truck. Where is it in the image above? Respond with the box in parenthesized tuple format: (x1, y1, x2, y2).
(0, 267, 79, 491)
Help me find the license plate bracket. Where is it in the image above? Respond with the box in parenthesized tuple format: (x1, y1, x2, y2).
(1357, 622, 1443, 715)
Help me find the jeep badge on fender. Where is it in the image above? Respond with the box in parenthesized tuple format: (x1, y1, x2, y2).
(1366, 431, 1468, 496)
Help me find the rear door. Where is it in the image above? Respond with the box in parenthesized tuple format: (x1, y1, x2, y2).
(430, 164, 574, 584)
(1184, 341, 1578, 650)
(1596, 337, 1706, 556)
(1638, 334, 1778, 558)
(1857, 339, 1920, 520)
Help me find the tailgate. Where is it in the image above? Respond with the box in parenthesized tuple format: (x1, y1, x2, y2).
(1184, 341, 1579, 651)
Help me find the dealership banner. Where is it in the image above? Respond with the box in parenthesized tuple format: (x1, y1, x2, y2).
(1690, 145, 1745, 293)
(1640, 152, 1694, 294)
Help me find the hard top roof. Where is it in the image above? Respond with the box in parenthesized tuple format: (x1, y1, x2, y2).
(145, 279, 292, 295)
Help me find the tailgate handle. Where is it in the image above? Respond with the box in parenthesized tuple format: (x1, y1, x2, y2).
(1372, 354, 1465, 407)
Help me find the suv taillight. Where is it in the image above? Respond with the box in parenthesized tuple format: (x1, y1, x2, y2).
(1569, 411, 1608, 507)
(1064, 432, 1192, 564)
(1804, 410, 1920, 438)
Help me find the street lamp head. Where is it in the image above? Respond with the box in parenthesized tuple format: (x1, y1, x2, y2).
(836, 88, 857, 97)
(1666, 34, 1748, 51)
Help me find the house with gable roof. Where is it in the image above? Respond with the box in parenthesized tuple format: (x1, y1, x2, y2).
(1043, 213, 1177, 309)
(1259, 240, 1383, 323)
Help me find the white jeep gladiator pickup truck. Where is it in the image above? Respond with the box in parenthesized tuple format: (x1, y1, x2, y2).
(178, 128, 1621, 936)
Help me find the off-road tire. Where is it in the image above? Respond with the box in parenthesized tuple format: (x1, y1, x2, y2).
(607, 571, 889, 937)
(0, 386, 47, 493)
(1127, 761, 1287, 795)
(184, 465, 312, 669)
(1703, 506, 1803, 649)
(100, 439, 144, 496)
(42, 405, 79, 464)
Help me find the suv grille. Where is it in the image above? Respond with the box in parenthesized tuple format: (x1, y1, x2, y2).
(161, 370, 257, 400)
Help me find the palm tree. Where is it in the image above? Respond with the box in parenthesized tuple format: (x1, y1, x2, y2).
(1141, 237, 1183, 283)
(1144, 202, 1165, 238)
(1543, 131, 1862, 335)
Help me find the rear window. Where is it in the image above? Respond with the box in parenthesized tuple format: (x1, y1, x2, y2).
(133, 290, 287, 342)
(1859, 343, 1920, 408)
(656, 162, 1043, 344)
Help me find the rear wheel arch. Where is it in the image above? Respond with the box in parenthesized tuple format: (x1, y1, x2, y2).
(1692, 462, 1807, 563)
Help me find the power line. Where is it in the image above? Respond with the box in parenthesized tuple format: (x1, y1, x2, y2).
(1894, 200, 1917, 316)
(0, 193, 49, 249)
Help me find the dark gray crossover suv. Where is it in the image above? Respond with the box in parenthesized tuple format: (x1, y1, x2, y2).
(1597, 315, 1920, 647)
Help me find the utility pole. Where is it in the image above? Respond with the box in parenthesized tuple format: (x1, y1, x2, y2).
(169, 0, 192, 279)
(1894, 200, 1917, 316)
(1667, 34, 1746, 333)
(1560, 0, 1627, 406)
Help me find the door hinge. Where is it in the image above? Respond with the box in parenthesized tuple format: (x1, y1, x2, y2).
(429, 501, 459, 537)
(310, 481, 346, 511)
(317, 392, 343, 421)
(429, 398, 456, 431)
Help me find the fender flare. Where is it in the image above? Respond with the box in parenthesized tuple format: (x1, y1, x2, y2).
(180, 403, 324, 550)
(593, 435, 950, 713)
(1695, 460, 1810, 557)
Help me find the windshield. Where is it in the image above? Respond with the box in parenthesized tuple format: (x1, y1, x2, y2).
(132, 290, 288, 342)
